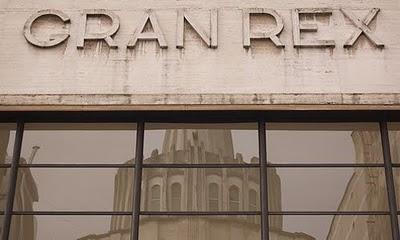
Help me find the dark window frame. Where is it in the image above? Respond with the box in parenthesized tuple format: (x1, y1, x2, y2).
(0, 110, 399, 240)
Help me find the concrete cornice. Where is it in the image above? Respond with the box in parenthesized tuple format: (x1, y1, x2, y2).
(0, 93, 400, 111)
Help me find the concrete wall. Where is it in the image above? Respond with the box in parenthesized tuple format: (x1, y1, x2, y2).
(0, 0, 399, 109)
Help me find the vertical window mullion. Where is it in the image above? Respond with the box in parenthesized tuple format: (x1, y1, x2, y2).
(131, 122, 145, 240)
(258, 121, 269, 240)
(380, 121, 400, 240)
(1, 122, 24, 240)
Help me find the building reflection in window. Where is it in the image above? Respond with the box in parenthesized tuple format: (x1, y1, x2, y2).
(10, 123, 395, 240)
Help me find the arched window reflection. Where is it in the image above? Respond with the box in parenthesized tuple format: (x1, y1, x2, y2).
(249, 189, 257, 211)
(170, 183, 181, 211)
(229, 185, 240, 211)
(150, 185, 161, 211)
(208, 183, 219, 211)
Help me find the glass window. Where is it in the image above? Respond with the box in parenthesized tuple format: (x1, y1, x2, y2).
(144, 123, 258, 164)
(391, 168, 400, 210)
(150, 185, 161, 211)
(141, 168, 259, 211)
(10, 215, 132, 240)
(389, 123, 400, 164)
(13, 168, 134, 211)
(208, 183, 219, 211)
(170, 183, 182, 211)
(268, 167, 388, 211)
(0, 124, 16, 165)
(249, 189, 257, 211)
(269, 215, 392, 240)
(139, 216, 261, 240)
(267, 123, 383, 164)
(21, 124, 136, 164)
(229, 186, 240, 211)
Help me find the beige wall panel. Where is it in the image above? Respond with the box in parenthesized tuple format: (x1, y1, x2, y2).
(0, 0, 399, 106)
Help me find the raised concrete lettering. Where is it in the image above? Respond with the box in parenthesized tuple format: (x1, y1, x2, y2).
(77, 9, 120, 49)
(24, 9, 70, 48)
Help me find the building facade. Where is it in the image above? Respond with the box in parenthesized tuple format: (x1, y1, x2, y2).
(0, 0, 400, 239)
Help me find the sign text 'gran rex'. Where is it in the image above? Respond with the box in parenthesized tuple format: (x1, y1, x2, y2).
(23, 8, 385, 50)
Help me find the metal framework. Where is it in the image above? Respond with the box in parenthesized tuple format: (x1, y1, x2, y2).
(0, 111, 399, 240)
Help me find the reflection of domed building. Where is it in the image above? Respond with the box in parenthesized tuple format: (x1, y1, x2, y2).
(79, 129, 315, 240)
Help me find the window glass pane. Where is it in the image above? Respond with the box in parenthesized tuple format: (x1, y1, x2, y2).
(267, 123, 383, 164)
(139, 216, 261, 240)
(21, 123, 136, 164)
(141, 168, 260, 211)
(389, 123, 400, 164)
(270, 215, 391, 240)
(144, 123, 258, 164)
(14, 168, 134, 211)
(0, 168, 11, 210)
(392, 168, 400, 209)
(269, 168, 388, 211)
(0, 124, 16, 165)
(10, 215, 131, 240)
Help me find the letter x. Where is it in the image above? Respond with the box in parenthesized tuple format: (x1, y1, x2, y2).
(341, 8, 384, 48)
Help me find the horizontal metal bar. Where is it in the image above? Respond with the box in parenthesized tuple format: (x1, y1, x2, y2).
(11, 210, 391, 216)
(142, 163, 260, 168)
(268, 211, 390, 215)
(267, 163, 385, 168)
(140, 211, 261, 216)
(391, 164, 400, 168)
(12, 211, 133, 216)
(0, 165, 11, 168)
(18, 164, 135, 168)
(15, 163, 386, 169)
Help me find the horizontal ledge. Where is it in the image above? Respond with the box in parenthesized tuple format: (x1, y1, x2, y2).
(1, 93, 400, 111)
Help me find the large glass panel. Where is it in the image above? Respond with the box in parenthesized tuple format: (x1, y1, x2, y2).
(268, 168, 388, 211)
(141, 168, 260, 211)
(14, 168, 134, 211)
(144, 123, 258, 164)
(9, 215, 131, 240)
(21, 123, 136, 164)
(389, 123, 400, 164)
(139, 216, 261, 240)
(0, 168, 11, 210)
(269, 215, 391, 240)
(0, 124, 16, 165)
(267, 123, 383, 164)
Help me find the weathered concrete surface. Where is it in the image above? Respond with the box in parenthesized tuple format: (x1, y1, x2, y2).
(0, 0, 400, 109)
(1, 93, 400, 110)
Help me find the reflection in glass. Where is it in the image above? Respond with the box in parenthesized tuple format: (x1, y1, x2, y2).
(8, 122, 393, 240)
(267, 123, 383, 164)
(144, 123, 259, 164)
(389, 123, 400, 164)
(392, 168, 400, 209)
(141, 168, 260, 212)
(0, 124, 15, 165)
(139, 216, 261, 240)
(9, 216, 131, 240)
(14, 168, 134, 211)
(270, 168, 389, 211)
(270, 215, 392, 240)
(208, 183, 219, 211)
(21, 124, 136, 164)
(170, 183, 182, 211)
